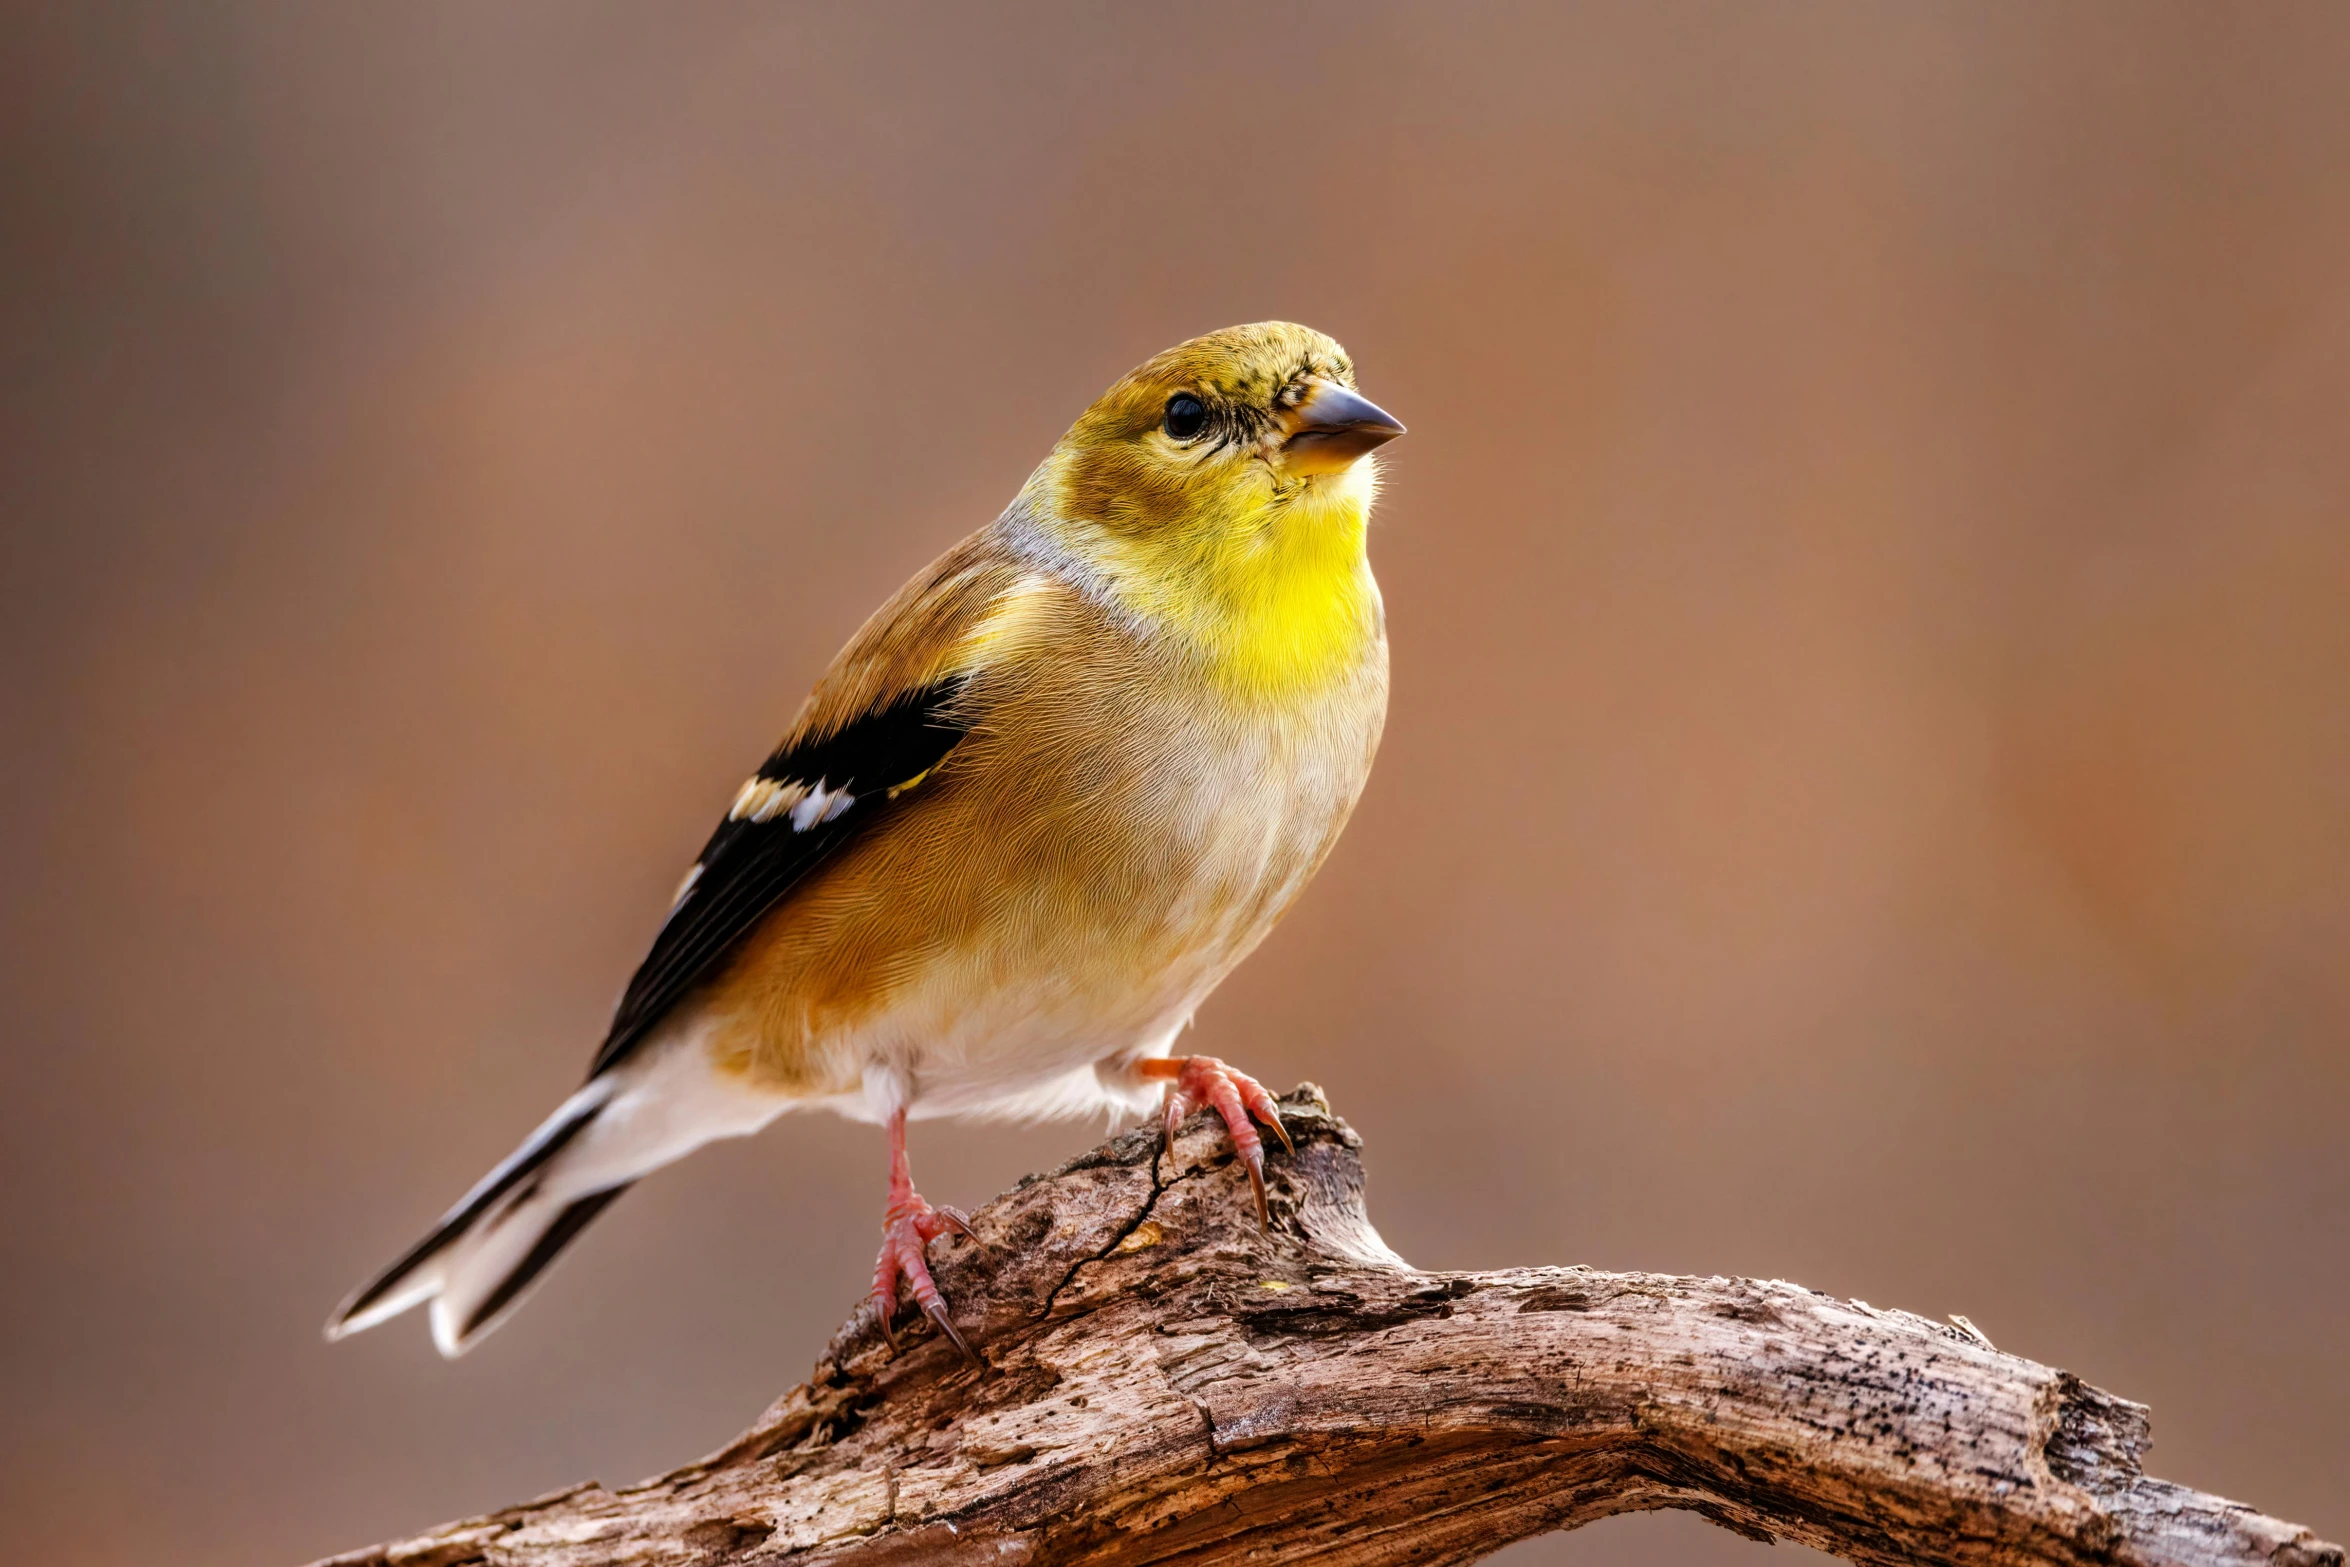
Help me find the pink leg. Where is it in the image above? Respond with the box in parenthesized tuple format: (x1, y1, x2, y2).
(869, 1108, 977, 1361)
(1134, 1056, 1295, 1227)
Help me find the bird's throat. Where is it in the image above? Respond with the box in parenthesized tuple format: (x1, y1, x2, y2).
(1099, 466, 1381, 697)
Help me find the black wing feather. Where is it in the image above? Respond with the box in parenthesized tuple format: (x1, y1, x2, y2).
(586, 677, 969, 1079)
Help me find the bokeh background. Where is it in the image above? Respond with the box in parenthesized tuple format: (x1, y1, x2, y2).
(3, 5, 2345, 1563)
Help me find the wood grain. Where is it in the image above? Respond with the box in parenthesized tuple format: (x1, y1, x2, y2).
(315, 1090, 2340, 1567)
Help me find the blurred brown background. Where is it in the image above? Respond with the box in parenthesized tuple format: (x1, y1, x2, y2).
(2, 5, 2345, 1563)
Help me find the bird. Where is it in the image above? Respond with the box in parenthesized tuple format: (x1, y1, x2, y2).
(326, 321, 1404, 1360)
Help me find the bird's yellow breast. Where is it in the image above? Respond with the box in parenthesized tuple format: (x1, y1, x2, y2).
(1046, 455, 1385, 699)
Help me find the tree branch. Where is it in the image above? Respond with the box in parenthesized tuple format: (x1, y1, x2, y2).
(315, 1089, 2340, 1567)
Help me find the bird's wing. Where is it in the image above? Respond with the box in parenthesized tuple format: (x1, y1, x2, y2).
(587, 539, 1034, 1079)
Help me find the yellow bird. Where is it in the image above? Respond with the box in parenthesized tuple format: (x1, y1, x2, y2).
(327, 322, 1404, 1359)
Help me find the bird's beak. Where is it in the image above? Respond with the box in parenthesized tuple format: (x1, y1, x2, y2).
(1281, 380, 1407, 476)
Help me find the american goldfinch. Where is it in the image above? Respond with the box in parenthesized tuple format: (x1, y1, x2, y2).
(327, 322, 1404, 1359)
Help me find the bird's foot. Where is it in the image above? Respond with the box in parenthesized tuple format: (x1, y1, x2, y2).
(870, 1193, 977, 1362)
(1139, 1055, 1295, 1227)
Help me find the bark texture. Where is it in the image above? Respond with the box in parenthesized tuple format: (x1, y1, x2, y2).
(317, 1088, 2340, 1567)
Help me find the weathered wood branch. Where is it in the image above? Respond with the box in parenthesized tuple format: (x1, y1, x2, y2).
(318, 1088, 2339, 1567)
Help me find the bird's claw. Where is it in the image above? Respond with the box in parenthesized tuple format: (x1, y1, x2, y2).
(934, 1204, 989, 1252)
(1148, 1056, 1290, 1230)
(924, 1298, 972, 1360)
(1238, 1140, 1270, 1228)
(870, 1195, 979, 1364)
(1261, 1104, 1295, 1157)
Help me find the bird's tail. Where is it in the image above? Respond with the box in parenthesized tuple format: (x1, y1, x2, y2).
(326, 1041, 785, 1357)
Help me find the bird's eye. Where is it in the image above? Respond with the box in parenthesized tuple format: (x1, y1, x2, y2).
(1163, 394, 1208, 442)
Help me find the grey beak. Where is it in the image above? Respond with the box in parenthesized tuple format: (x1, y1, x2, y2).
(1283, 381, 1407, 472)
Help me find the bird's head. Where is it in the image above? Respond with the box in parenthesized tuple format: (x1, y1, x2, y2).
(1046, 321, 1404, 541)
(1024, 322, 1404, 682)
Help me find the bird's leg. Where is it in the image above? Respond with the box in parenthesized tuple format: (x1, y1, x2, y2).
(1133, 1055, 1294, 1227)
(869, 1107, 977, 1362)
